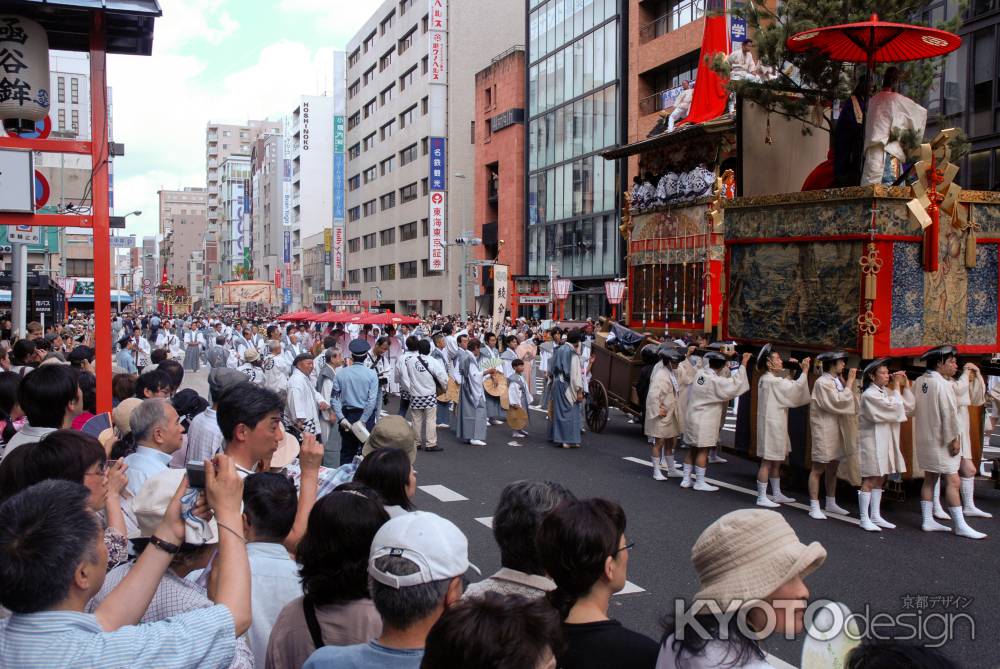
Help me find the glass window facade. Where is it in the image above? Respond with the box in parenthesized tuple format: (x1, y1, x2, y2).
(526, 0, 621, 285)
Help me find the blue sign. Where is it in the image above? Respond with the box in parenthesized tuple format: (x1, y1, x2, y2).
(730, 17, 747, 43)
(333, 153, 345, 219)
(283, 230, 291, 263)
(429, 137, 446, 191)
(283, 288, 292, 304)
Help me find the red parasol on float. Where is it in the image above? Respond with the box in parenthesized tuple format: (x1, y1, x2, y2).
(360, 310, 421, 326)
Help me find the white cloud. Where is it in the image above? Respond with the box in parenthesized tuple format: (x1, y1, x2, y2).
(278, 0, 384, 37)
(153, 0, 240, 52)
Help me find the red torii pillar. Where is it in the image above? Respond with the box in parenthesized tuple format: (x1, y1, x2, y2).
(0, 12, 113, 412)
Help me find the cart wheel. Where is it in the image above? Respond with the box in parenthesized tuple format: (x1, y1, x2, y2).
(586, 380, 609, 433)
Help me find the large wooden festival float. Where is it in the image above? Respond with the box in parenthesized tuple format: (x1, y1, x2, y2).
(603, 98, 1000, 486)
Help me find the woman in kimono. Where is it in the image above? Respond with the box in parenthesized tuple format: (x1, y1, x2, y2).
(755, 344, 812, 508)
(548, 331, 585, 449)
(645, 345, 685, 480)
(182, 321, 204, 372)
(807, 351, 857, 520)
(453, 339, 490, 446)
(857, 358, 914, 532)
(480, 332, 505, 425)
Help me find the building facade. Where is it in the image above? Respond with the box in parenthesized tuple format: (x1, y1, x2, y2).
(250, 133, 285, 286)
(473, 47, 527, 315)
(343, 0, 524, 316)
(219, 156, 252, 283)
(525, 0, 625, 319)
(157, 188, 208, 300)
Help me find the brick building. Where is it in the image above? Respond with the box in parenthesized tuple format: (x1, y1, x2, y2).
(473, 47, 526, 314)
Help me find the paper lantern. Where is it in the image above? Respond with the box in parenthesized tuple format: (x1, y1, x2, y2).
(0, 16, 50, 134)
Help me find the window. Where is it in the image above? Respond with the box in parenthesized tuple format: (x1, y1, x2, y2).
(363, 133, 377, 151)
(421, 177, 429, 195)
(363, 65, 377, 85)
(400, 65, 417, 91)
(70, 78, 79, 104)
(380, 228, 395, 245)
(381, 156, 395, 175)
(381, 84, 395, 105)
(363, 266, 377, 282)
(400, 261, 418, 279)
(67, 259, 95, 276)
(348, 237, 361, 252)
(484, 85, 493, 110)
(363, 200, 377, 216)
(380, 192, 396, 210)
(380, 10, 395, 35)
(348, 174, 361, 191)
(400, 221, 418, 240)
(348, 112, 361, 130)
(400, 104, 417, 128)
(399, 27, 416, 54)
(363, 233, 377, 249)
(348, 80, 360, 98)
(348, 48, 361, 68)
(421, 218, 429, 236)
(363, 165, 378, 183)
(421, 96, 429, 115)
(57, 109, 66, 130)
(421, 55, 429, 74)
(400, 182, 418, 203)
(381, 120, 395, 140)
(380, 48, 394, 72)
(363, 98, 378, 118)
(363, 30, 376, 53)
(400, 0, 414, 14)
(71, 109, 79, 132)
(421, 259, 442, 275)
(348, 206, 361, 222)
(422, 14, 429, 33)
(470, 120, 476, 143)
(348, 142, 361, 159)
(57, 76, 65, 103)
(421, 137, 429, 155)
(348, 269, 361, 283)
(380, 264, 396, 280)
(400, 143, 418, 165)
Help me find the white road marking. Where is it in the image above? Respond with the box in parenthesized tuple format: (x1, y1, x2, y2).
(475, 516, 493, 528)
(622, 456, 860, 526)
(418, 484, 469, 502)
(614, 580, 646, 596)
(765, 653, 798, 669)
(507, 440, 523, 447)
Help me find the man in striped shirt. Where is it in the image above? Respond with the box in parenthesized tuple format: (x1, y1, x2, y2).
(0, 456, 252, 669)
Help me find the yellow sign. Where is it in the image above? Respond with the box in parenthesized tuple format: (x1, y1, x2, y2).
(324, 228, 332, 252)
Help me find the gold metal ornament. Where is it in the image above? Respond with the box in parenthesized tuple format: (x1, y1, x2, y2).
(859, 243, 882, 300)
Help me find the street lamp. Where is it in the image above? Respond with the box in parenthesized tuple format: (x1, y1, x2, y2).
(111, 210, 141, 313)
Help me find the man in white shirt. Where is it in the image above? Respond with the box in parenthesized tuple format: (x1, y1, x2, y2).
(286, 354, 330, 441)
(667, 79, 693, 133)
(242, 472, 303, 666)
(264, 341, 291, 398)
(727, 39, 760, 113)
(122, 399, 185, 499)
(188, 368, 246, 465)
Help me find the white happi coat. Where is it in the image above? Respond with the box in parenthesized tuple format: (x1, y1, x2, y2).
(859, 384, 914, 477)
(756, 371, 811, 461)
(951, 371, 985, 460)
(913, 371, 961, 475)
(809, 373, 858, 464)
(685, 365, 749, 448)
(644, 362, 682, 439)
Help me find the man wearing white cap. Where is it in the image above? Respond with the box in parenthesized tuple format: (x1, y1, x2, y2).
(304, 511, 469, 668)
(754, 345, 811, 507)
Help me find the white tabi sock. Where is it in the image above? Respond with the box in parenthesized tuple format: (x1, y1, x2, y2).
(950, 506, 987, 540)
(651, 456, 666, 480)
(808, 499, 826, 520)
(858, 491, 880, 531)
(960, 476, 993, 518)
(921, 500, 950, 532)
(825, 496, 849, 515)
(932, 479, 949, 519)
(770, 478, 794, 503)
(693, 466, 718, 491)
(870, 489, 895, 528)
(756, 480, 779, 507)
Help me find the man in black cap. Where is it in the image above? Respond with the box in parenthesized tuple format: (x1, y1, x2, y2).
(329, 339, 380, 465)
(807, 351, 857, 520)
(913, 346, 986, 539)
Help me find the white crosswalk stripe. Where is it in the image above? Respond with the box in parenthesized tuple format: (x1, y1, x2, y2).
(417, 484, 469, 502)
(474, 516, 493, 528)
(622, 456, 860, 526)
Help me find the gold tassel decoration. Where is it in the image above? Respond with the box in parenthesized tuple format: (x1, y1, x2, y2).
(703, 295, 713, 333)
(860, 243, 882, 301)
(966, 228, 977, 269)
(857, 307, 880, 360)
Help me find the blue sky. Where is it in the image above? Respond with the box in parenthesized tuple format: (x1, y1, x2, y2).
(107, 0, 384, 238)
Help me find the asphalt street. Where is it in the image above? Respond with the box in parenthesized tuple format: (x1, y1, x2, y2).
(180, 368, 1000, 668)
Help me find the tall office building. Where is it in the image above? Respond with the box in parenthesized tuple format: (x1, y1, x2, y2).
(525, 0, 624, 319)
(343, 0, 524, 316)
(250, 133, 285, 285)
(157, 187, 208, 300)
(219, 156, 251, 283)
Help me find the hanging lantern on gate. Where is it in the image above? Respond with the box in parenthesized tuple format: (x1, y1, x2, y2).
(0, 16, 51, 134)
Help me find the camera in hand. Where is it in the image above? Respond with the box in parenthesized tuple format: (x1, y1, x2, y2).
(186, 461, 207, 489)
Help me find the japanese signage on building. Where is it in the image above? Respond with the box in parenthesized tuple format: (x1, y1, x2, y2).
(493, 264, 508, 327)
(429, 137, 446, 190)
(282, 126, 292, 228)
(428, 191, 446, 272)
(332, 114, 345, 282)
(231, 182, 246, 276)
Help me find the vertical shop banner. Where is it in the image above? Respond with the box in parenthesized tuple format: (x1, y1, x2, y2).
(232, 182, 245, 275)
(332, 114, 346, 282)
(282, 129, 292, 228)
(429, 137, 447, 190)
(427, 0, 448, 273)
(429, 191, 446, 271)
(493, 264, 508, 327)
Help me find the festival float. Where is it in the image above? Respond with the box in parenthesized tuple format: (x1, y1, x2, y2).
(596, 5, 999, 480)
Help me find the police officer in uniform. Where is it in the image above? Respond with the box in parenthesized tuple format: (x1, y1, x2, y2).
(330, 339, 380, 466)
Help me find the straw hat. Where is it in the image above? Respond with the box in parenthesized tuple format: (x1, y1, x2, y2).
(691, 509, 826, 612)
(112, 398, 143, 436)
(361, 415, 417, 465)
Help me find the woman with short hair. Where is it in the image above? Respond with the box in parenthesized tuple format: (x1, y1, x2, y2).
(353, 447, 417, 517)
